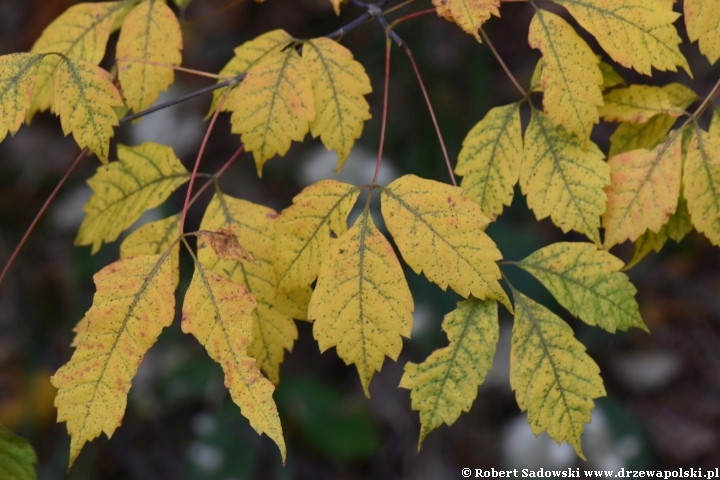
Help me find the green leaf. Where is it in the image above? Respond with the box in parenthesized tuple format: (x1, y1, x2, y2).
(0, 423, 36, 480)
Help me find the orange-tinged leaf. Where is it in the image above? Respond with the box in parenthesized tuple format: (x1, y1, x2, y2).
(599, 85, 685, 124)
(381, 174, 509, 308)
(52, 254, 175, 466)
(117, 0, 183, 113)
(303, 37, 372, 171)
(309, 210, 414, 396)
(196, 226, 257, 265)
(684, 129, 720, 245)
(685, 0, 720, 65)
(603, 131, 683, 247)
(521, 109, 610, 244)
(553, 0, 690, 76)
(229, 47, 315, 175)
(28, 1, 130, 120)
(182, 263, 286, 460)
(53, 59, 123, 162)
(274, 180, 361, 292)
(529, 9, 603, 143)
(120, 214, 181, 288)
(432, 0, 500, 41)
(455, 103, 523, 220)
(0, 53, 43, 143)
(76, 142, 189, 254)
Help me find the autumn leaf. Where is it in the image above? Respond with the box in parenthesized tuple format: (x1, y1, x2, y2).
(684, 129, 720, 245)
(510, 289, 605, 459)
(309, 210, 414, 396)
(120, 214, 181, 287)
(53, 59, 123, 162)
(198, 192, 311, 384)
(52, 254, 175, 466)
(529, 9, 603, 143)
(685, 0, 720, 64)
(455, 103, 522, 220)
(381, 174, 509, 308)
(0, 53, 43, 143)
(599, 85, 686, 124)
(117, 0, 183, 113)
(302, 37, 372, 171)
(603, 130, 683, 248)
(274, 180, 360, 292)
(0, 422, 37, 480)
(76, 142, 189, 254)
(521, 109, 610, 244)
(711, 107, 720, 137)
(553, 0, 690, 76)
(516, 242, 645, 333)
(530, 57, 624, 92)
(229, 45, 315, 175)
(400, 298, 498, 446)
(432, 0, 500, 41)
(196, 226, 257, 265)
(182, 263, 286, 460)
(208, 30, 294, 117)
(329, 0, 342, 15)
(27, 1, 130, 120)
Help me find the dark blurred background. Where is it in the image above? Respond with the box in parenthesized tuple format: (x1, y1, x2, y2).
(1, 0, 720, 478)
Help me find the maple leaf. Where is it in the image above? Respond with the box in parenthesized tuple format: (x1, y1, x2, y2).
(685, 0, 720, 65)
(76, 142, 190, 254)
(27, 1, 130, 121)
(400, 298, 498, 446)
(599, 85, 686, 124)
(182, 262, 286, 461)
(432, 0, 500, 41)
(274, 180, 361, 292)
(309, 210, 414, 396)
(521, 109, 610, 244)
(0, 53, 43, 144)
(455, 103, 523, 220)
(510, 289, 605, 459)
(381, 174, 510, 308)
(120, 214, 181, 287)
(116, 0, 183, 113)
(0, 422, 37, 480)
(553, 0, 689, 76)
(684, 129, 720, 246)
(603, 130, 683, 248)
(52, 254, 175, 466)
(229, 44, 315, 175)
(516, 242, 645, 333)
(198, 192, 311, 384)
(529, 9, 603, 143)
(302, 37, 372, 171)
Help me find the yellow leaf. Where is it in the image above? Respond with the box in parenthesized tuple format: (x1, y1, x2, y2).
(553, 0, 690, 76)
(603, 130, 683, 247)
(521, 109, 610, 244)
(302, 37, 372, 171)
(274, 287, 312, 322)
(455, 103, 523, 220)
(432, 0, 500, 41)
(685, 0, 720, 64)
(208, 30, 294, 117)
(516, 242, 645, 333)
(510, 289, 605, 459)
(274, 180, 361, 292)
(76, 142, 189, 254)
(182, 263, 286, 460)
(52, 254, 175, 466)
(710, 107, 720, 137)
(0, 421, 37, 480)
(329, 0, 341, 15)
(0, 53, 43, 143)
(119, 214, 181, 288)
(400, 298, 498, 446)
(70, 316, 89, 348)
(684, 129, 720, 245)
(599, 85, 685, 124)
(381, 174, 509, 308)
(117, 0, 183, 113)
(199, 192, 311, 384)
(28, 1, 130, 120)
(309, 210, 414, 396)
(229, 46, 315, 175)
(529, 9, 603, 142)
(53, 59, 123, 162)
(531, 57, 625, 92)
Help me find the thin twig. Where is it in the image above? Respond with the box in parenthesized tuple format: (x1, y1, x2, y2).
(186, 144, 246, 210)
(479, 27, 529, 100)
(372, 38, 393, 188)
